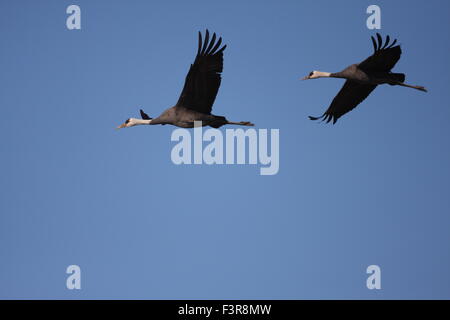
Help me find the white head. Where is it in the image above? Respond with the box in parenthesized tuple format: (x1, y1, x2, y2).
(116, 118, 152, 129)
(301, 70, 331, 80)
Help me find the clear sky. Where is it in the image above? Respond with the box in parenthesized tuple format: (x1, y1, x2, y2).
(1, 0, 450, 299)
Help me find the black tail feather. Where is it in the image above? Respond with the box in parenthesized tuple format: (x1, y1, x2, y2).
(386, 73, 406, 85)
(391, 73, 405, 82)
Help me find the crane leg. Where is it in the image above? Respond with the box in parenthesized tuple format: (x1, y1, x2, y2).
(396, 82, 427, 92)
(227, 121, 255, 126)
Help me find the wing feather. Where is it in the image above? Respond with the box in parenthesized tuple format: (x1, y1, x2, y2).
(205, 33, 216, 54)
(309, 81, 377, 124)
(210, 37, 222, 54)
(358, 34, 402, 72)
(176, 30, 226, 114)
(140, 109, 152, 120)
(197, 32, 202, 55)
(382, 35, 390, 49)
(371, 36, 377, 52)
(201, 30, 210, 55)
(376, 33, 383, 50)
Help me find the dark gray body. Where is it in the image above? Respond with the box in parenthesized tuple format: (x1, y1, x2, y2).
(332, 64, 403, 85)
(151, 106, 228, 128)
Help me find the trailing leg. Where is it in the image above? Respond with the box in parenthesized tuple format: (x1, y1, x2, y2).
(396, 82, 427, 92)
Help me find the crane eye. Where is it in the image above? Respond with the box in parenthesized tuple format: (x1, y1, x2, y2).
(125, 119, 130, 124)
(309, 71, 314, 76)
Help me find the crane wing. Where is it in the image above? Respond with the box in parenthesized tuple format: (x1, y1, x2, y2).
(309, 80, 377, 124)
(358, 33, 402, 72)
(175, 30, 226, 114)
(140, 109, 152, 120)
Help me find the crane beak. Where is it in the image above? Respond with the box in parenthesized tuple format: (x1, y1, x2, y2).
(116, 123, 127, 130)
(301, 76, 309, 80)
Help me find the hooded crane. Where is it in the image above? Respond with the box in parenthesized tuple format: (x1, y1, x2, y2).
(302, 33, 427, 124)
(117, 30, 254, 130)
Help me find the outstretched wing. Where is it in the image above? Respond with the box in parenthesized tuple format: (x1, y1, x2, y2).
(140, 109, 152, 120)
(309, 81, 377, 124)
(176, 30, 227, 114)
(358, 33, 401, 72)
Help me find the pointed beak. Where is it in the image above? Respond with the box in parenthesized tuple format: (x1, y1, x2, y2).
(116, 123, 127, 130)
(301, 76, 309, 80)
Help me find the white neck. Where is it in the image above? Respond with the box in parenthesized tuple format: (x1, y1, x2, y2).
(315, 71, 331, 78)
(131, 118, 152, 126)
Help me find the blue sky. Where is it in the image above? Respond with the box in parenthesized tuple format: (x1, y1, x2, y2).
(1, 0, 450, 299)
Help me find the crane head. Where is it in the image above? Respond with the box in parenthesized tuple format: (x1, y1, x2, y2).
(116, 118, 137, 129)
(117, 109, 154, 129)
(301, 71, 320, 80)
(116, 117, 153, 129)
(116, 118, 149, 129)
